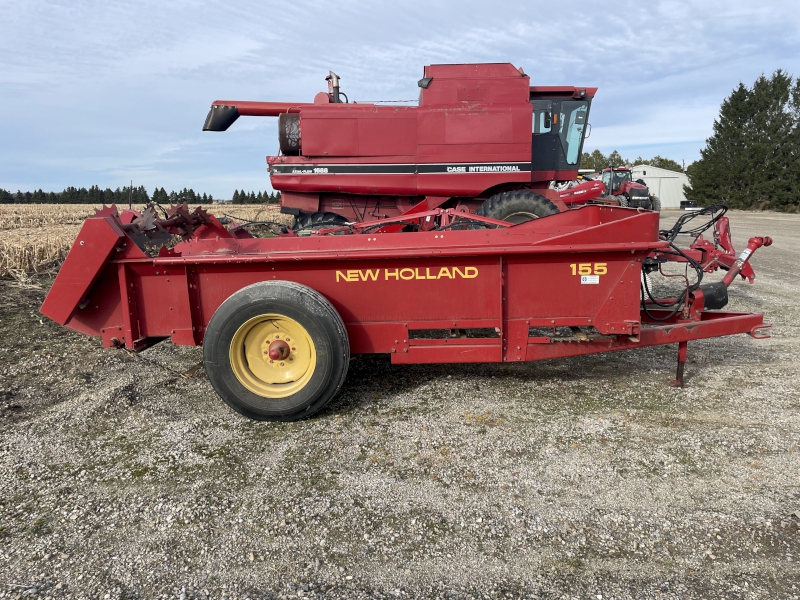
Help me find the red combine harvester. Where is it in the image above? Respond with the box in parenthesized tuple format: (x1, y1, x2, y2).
(558, 167, 660, 211)
(41, 193, 771, 421)
(203, 63, 596, 227)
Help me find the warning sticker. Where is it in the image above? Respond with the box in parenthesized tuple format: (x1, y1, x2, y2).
(581, 275, 600, 284)
(739, 248, 752, 261)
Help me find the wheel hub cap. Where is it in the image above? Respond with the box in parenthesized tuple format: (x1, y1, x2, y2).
(268, 339, 291, 360)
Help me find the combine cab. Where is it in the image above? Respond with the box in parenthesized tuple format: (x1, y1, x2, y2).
(204, 63, 597, 228)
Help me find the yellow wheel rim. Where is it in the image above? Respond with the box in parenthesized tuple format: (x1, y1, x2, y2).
(229, 313, 316, 399)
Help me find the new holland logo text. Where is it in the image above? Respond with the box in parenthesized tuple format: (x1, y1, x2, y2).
(336, 266, 478, 282)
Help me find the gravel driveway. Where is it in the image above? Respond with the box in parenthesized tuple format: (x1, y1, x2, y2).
(1, 211, 798, 599)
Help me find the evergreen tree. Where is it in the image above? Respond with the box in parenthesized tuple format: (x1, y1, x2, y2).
(151, 187, 169, 205)
(580, 149, 610, 171)
(633, 155, 684, 173)
(686, 70, 800, 211)
(0, 189, 14, 204)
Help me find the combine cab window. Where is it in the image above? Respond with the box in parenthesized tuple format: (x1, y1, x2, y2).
(559, 101, 588, 165)
(532, 100, 552, 134)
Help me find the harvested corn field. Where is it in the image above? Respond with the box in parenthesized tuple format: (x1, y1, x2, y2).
(0, 204, 289, 278)
(0, 225, 81, 278)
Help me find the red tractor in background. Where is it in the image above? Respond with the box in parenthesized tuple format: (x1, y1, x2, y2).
(204, 63, 597, 229)
(599, 166, 660, 211)
(557, 166, 661, 211)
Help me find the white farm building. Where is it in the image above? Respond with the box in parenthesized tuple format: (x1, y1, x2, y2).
(631, 165, 690, 209)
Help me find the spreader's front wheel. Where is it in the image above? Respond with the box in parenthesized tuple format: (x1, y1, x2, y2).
(203, 281, 349, 421)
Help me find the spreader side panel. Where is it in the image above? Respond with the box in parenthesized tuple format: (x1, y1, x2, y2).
(189, 256, 503, 354)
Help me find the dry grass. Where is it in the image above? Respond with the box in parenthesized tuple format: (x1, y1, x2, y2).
(0, 203, 287, 278)
(0, 225, 81, 279)
(0, 204, 148, 229)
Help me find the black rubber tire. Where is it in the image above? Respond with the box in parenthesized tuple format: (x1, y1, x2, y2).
(476, 190, 559, 224)
(614, 195, 629, 208)
(291, 212, 348, 235)
(203, 281, 350, 422)
(650, 196, 661, 212)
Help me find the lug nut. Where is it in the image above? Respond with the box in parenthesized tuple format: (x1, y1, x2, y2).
(280, 362, 285, 366)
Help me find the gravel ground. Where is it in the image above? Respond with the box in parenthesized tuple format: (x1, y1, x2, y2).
(1, 210, 798, 599)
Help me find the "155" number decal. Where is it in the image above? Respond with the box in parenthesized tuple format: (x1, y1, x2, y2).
(570, 262, 607, 276)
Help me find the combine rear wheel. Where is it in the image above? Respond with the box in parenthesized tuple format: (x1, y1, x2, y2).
(203, 281, 350, 421)
(291, 212, 348, 235)
(476, 190, 559, 224)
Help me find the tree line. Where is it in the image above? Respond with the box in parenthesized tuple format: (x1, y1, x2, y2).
(685, 70, 800, 211)
(580, 150, 684, 173)
(0, 186, 280, 205)
(231, 190, 281, 204)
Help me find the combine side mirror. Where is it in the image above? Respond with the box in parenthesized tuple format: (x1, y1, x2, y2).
(543, 111, 552, 129)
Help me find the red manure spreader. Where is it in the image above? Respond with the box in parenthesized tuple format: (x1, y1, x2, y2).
(41, 201, 771, 421)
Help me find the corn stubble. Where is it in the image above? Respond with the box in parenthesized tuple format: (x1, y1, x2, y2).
(0, 204, 286, 278)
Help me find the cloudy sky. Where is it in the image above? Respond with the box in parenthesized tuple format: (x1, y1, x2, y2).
(1, 0, 799, 198)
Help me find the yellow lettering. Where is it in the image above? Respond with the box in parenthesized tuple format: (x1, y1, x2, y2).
(336, 271, 353, 282)
(452, 267, 466, 278)
(415, 267, 427, 280)
(347, 270, 359, 281)
(425, 267, 437, 280)
(437, 267, 453, 279)
(360, 269, 379, 281)
(399, 268, 415, 280)
(464, 266, 478, 279)
(385, 268, 399, 280)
